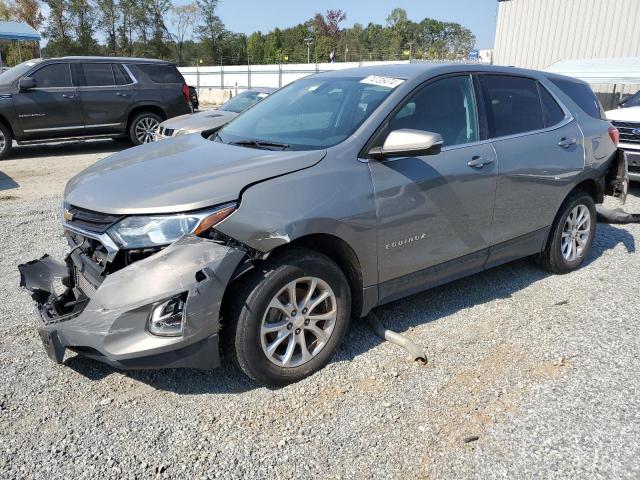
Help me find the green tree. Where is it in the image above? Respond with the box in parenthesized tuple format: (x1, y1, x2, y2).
(196, 0, 225, 63)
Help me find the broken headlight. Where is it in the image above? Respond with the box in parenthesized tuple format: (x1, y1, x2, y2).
(107, 203, 236, 249)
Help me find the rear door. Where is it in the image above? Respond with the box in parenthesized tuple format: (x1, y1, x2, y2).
(479, 74, 585, 266)
(368, 74, 498, 302)
(13, 62, 83, 137)
(77, 63, 136, 133)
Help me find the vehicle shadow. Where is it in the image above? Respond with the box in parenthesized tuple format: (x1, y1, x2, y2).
(64, 215, 636, 394)
(0, 170, 19, 191)
(7, 139, 125, 160)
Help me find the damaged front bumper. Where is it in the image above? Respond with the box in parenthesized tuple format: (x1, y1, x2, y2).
(18, 236, 245, 370)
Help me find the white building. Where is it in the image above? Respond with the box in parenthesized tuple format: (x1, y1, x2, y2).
(494, 0, 640, 70)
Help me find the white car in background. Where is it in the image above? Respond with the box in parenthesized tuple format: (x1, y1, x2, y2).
(155, 87, 276, 140)
(606, 90, 640, 181)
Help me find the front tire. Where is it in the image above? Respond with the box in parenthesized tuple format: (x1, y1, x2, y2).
(538, 191, 596, 274)
(128, 112, 162, 145)
(0, 123, 13, 159)
(223, 248, 351, 386)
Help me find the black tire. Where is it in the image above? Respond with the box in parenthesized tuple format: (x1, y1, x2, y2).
(537, 190, 596, 274)
(0, 122, 13, 159)
(128, 112, 162, 145)
(223, 248, 351, 386)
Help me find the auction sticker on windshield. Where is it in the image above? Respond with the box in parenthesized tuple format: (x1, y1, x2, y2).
(360, 75, 405, 89)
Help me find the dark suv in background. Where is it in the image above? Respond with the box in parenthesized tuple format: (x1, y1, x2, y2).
(0, 56, 192, 158)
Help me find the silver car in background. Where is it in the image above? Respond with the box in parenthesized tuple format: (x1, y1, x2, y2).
(155, 87, 275, 140)
(19, 64, 626, 386)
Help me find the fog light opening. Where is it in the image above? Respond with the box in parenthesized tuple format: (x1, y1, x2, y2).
(149, 293, 187, 337)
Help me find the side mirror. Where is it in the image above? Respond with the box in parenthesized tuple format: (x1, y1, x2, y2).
(18, 77, 36, 91)
(368, 129, 444, 160)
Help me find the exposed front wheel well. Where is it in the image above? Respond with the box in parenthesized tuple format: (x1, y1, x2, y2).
(0, 115, 16, 139)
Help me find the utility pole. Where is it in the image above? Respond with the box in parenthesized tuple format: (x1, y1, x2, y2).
(304, 37, 314, 64)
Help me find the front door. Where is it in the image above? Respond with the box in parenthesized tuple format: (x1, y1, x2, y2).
(13, 62, 83, 137)
(368, 75, 498, 303)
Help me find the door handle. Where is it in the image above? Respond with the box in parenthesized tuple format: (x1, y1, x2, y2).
(116, 92, 130, 97)
(558, 137, 577, 148)
(61, 93, 77, 99)
(467, 156, 494, 168)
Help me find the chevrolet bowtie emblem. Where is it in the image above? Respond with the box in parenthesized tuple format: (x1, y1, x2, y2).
(63, 209, 74, 222)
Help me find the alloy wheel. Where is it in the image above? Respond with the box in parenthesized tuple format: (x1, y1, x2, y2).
(134, 116, 160, 143)
(0, 130, 5, 151)
(260, 277, 338, 368)
(561, 204, 591, 262)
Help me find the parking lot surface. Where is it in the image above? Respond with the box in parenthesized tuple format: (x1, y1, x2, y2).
(0, 143, 639, 479)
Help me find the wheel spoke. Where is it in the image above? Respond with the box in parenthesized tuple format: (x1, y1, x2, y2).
(306, 325, 328, 344)
(281, 334, 296, 366)
(286, 281, 298, 309)
(307, 308, 337, 322)
(301, 278, 318, 310)
(307, 291, 330, 314)
(267, 331, 290, 355)
(298, 335, 312, 362)
(268, 297, 290, 318)
(262, 320, 289, 334)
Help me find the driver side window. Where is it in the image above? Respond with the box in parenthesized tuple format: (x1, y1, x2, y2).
(31, 63, 72, 88)
(389, 75, 479, 147)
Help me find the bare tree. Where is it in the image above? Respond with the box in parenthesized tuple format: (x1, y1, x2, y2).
(170, 2, 198, 65)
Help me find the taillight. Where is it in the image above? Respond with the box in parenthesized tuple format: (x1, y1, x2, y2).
(182, 84, 190, 104)
(609, 126, 620, 146)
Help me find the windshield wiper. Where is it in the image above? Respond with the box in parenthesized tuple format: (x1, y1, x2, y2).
(230, 139, 290, 150)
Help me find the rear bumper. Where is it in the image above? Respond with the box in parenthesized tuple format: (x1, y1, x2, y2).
(19, 236, 245, 370)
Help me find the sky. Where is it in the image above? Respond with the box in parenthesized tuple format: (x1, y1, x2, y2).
(210, 0, 500, 49)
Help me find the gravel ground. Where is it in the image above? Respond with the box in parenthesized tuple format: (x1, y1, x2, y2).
(0, 145, 639, 479)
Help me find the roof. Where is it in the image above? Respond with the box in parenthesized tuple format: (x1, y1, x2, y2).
(0, 21, 40, 41)
(545, 57, 640, 84)
(53, 56, 171, 64)
(313, 62, 552, 81)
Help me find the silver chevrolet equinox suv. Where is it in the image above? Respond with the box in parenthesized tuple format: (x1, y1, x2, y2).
(19, 64, 627, 386)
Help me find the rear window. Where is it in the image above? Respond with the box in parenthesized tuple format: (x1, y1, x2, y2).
(550, 78, 604, 119)
(113, 64, 133, 85)
(480, 75, 544, 137)
(136, 64, 183, 84)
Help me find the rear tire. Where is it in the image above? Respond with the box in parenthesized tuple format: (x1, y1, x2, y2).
(223, 248, 351, 386)
(128, 112, 162, 145)
(0, 123, 13, 159)
(537, 191, 596, 274)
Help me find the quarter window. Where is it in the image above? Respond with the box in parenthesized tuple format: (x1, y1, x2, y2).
(113, 64, 133, 85)
(82, 63, 115, 86)
(389, 75, 479, 147)
(480, 75, 544, 138)
(30, 63, 72, 88)
(549, 78, 605, 119)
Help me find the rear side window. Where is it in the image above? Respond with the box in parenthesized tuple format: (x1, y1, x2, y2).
(538, 84, 566, 127)
(136, 64, 183, 84)
(31, 63, 72, 88)
(82, 63, 115, 86)
(480, 75, 544, 138)
(550, 78, 604, 119)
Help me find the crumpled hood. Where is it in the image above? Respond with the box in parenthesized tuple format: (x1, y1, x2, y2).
(65, 134, 326, 215)
(160, 110, 238, 133)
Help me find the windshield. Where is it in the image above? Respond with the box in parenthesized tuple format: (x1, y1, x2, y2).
(623, 90, 640, 108)
(217, 77, 396, 150)
(219, 90, 270, 113)
(0, 59, 42, 84)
